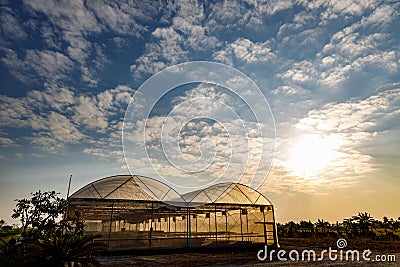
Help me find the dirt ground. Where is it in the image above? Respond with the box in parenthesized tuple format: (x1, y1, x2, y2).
(96, 238, 400, 266)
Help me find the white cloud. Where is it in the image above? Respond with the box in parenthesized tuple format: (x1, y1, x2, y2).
(26, 49, 74, 78)
(213, 38, 275, 64)
(276, 11, 315, 38)
(320, 50, 398, 87)
(123, 83, 275, 190)
(361, 4, 399, 29)
(0, 85, 134, 155)
(0, 8, 28, 44)
(23, 0, 101, 34)
(72, 85, 134, 131)
(32, 112, 85, 151)
(72, 96, 108, 130)
(206, 0, 266, 34)
(87, 0, 147, 36)
(130, 27, 187, 79)
(316, 4, 399, 87)
(279, 60, 318, 83)
(130, 0, 222, 79)
(14, 0, 160, 87)
(63, 32, 91, 64)
(27, 87, 76, 110)
(246, 0, 294, 16)
(257, 86, 400, 194)
(268, 89, 400, 192)
(0, 137, 17, 147)
(1, 49, 75, 84)
(269, 3, 399, 93)
(0, 95, 33, 128)
(296, 0, 378, 22)
(207, 0, 245, 26)
(296, 89, 400, 134)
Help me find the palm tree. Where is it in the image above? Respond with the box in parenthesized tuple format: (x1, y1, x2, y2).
(299, 221, 309, 233)
(286, 221, 298, 237)
(353, 212, 374, 237)
(332, 221, 343, 236)
(343, 218, 357, 238)
(315, 219, 330, 234)
(24, 233, 105, 267)
(382, 216, 390, 235)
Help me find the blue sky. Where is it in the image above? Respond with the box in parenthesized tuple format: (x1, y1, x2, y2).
(0, 0, 399, 223)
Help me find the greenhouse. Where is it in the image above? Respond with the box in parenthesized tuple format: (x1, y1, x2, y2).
(67, 175, 278, 250)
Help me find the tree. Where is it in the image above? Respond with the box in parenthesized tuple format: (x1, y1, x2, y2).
(22, 211, 105, 266)
(315, 219, 330, 234)
(392, 218, 400, 232)
(352, 212, 374, 237)
(343, 218, 358, 238)
(382, 216, 390, 235)
(5, 191, 105, 266)
(0, 219, 5, 229)
(286, 221, 299, 237)
(12, 191, 66, 238)
(299, 220, 314, 235)
(332, 221, 343, 236)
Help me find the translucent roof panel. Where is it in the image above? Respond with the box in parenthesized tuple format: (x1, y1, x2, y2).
(104, 178, 155, 200)
(186, 183, 232, 204)
(70, 175, 174, 201)
(91, 175, 132, 199)
(182, 183, 272, 206)
(70, 175, 272, 206)
(133, 176, 183, 202)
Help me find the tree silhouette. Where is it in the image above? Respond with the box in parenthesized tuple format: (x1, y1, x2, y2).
(352, 212, 374, 237)
(5, 191, 104, 266)
(315, 219, 330, 234)
(12, 191, 66, 238)
(382, 216, 390, 235)
(24, 233, 104, 267)
(299, 220, 314, 234)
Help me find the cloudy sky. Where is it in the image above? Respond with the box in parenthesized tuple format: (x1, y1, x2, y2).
(0, 0, 399, 223)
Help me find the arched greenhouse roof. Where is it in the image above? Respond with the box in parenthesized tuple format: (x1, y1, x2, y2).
(69, 175, 272, 206)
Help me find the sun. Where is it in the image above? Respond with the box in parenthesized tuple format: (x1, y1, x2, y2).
(286, 134, 341, 179)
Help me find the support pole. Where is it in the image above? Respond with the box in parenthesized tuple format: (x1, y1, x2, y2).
(214, 205, 218, 245)
(187, 208, 192, 248)
(208, 213, 211, 237)
(150, 203, 154, 248)
(246, 212, 249, 242)
(271, 206, 279, 247)
(168, 211, 170, 232)
(225, 210, 228, 244)
(240, 209, 243, 244)
(66, 175, 72, 199)
(262, 207, 267, 245)
(107, 204, 114, 248)
(63, 175, 73, 222)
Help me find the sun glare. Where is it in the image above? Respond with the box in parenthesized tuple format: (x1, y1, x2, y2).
(287, 134, 341, 179)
